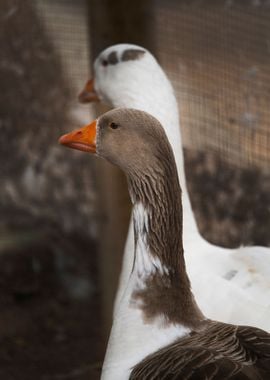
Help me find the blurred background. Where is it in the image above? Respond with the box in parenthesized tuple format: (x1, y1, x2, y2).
(0, 0, 269, 379)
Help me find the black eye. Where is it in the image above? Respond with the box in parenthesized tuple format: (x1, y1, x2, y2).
(109, 122, 119, 130)
(102, 59, 108, 67)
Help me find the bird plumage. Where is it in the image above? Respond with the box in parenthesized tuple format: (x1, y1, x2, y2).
(131, 322, 270, 379)
(79, 44, 270, 331)
(59, 108, 270, 380)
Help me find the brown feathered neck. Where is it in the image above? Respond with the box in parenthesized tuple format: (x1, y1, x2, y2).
(127, 143, 183, 272)
(126, 139, 204, 327)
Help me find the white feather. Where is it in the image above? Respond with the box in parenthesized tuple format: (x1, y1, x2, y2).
(101, 201, 190, 380)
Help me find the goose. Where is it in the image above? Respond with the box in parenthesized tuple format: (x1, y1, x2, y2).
(78, 44, 270, 331)
(59, 108, 270, 379)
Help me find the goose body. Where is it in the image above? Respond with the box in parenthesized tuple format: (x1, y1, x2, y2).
(59, 108, 270, 379)
(79, 44, 270, 332)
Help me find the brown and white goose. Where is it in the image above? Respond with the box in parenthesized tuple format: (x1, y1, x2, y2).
(59, 108, 270, 380)
(78, 44, 270, 331)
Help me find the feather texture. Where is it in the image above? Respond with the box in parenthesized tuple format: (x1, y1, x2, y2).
(130, 322, 270, 379)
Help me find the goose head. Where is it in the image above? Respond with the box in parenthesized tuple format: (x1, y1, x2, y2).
(59, 107, 172, 176)
(78, 44, 179, 130)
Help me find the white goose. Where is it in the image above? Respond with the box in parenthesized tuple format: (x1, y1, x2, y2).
(79, 43, 270, 332)
(59, 108, 270, 380)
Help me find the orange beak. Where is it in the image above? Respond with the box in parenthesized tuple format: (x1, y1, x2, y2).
(58, 120, 97, 153)
(78, 78, 100, 103)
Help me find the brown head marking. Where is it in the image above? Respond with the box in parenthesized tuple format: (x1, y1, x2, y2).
(122, 49, 145, 62)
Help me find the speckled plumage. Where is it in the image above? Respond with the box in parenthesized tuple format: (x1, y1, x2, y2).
(131, 322, 270, 379)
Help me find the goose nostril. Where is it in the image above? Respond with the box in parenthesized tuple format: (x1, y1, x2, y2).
(75, 131, 83, 137)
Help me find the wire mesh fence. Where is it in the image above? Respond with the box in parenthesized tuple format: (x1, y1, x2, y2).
(155, 0, 270, 170)
(1, 1, 270, 379)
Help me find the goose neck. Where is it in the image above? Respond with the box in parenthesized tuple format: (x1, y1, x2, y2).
(127, 161, 204, 327)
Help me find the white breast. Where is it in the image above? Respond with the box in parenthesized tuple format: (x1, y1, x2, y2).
(102, 202, 190, 380)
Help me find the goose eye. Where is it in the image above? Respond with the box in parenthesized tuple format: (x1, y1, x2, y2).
(109, 122, 119, 130)
(102, 59, 108, 67)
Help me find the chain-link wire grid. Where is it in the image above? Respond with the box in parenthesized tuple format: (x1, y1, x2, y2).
(155, 0, 270, 171)
(34, 0, 92, 125)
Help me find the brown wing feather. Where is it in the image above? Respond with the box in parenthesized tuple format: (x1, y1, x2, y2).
(130, 322, 270, 380)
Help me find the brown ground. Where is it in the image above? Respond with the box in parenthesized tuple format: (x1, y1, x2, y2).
(0, 231, 103, 380)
